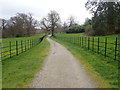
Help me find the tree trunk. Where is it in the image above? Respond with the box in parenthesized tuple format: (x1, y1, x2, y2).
(51, 28, 54, 36)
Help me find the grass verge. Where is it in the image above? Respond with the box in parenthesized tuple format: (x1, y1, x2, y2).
(2, 38, 50, 88)
(2, 34, 45, 60)
(2, 34, 45, 42)
(52, 37, 118, 88)
(55, 34, 119, 61)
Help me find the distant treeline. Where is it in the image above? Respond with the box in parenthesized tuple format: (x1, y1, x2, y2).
(1, 1, 120, 38)
(1, 13, 39, 38)
(63, 2, 120, 36)
(84, 1, 120, 36)
(65, 25, 85, 33)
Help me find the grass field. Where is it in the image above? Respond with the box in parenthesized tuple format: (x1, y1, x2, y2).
(2, 34, 45, 42)
(1, 34, 45, 60)
(56, 33, 83, 37)
(2, 38, 50, 88)
(53, 33, 119, 88)
(55, 33, 120, 61)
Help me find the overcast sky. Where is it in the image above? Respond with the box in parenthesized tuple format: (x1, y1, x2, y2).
(0, 0, 92, 25)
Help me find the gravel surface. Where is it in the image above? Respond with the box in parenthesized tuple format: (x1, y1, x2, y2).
(29, 38, 98, 88)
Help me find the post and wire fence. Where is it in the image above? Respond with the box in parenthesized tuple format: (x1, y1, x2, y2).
(0, 35, 45, 61)
(55, 36, 120, 61)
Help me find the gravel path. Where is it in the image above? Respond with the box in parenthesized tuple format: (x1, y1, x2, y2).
(29, 38, 98, 88)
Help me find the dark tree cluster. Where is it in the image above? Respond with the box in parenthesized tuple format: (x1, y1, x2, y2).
(85, 0, 120, 36)
(66, 25, 85, 33)
(1, 13, 38, 38)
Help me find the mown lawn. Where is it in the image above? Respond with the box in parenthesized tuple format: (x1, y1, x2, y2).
(2, 38, 50, 88)
(53, 33, 119, 88)
(55, 33, 120, 61)
(1, 34, 45, 60)
(2, 34, 45, 42)
(55, 33, 83, 37)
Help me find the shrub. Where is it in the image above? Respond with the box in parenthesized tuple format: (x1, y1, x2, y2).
(66, 25, 85, 33)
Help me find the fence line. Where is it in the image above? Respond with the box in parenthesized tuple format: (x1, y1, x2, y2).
(55, 36, 120, 61)
(0, 35, 45, 61)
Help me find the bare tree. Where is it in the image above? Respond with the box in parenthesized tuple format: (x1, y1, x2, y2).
(40, 18, 50, 30)
(2, 13, 38, 38)
(67, 16, 77, 27)
(48, 10, 60, 36)
(1, 19, 7, 30)
(63, 21, 68, 28)
(26, 13, 37, 36)
(40, 10, 60, 36)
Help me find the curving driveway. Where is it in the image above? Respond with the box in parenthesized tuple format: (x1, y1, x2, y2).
(29, 38, 98, 88)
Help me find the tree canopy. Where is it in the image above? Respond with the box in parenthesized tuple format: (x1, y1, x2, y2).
(40, 10, 61, 36)
(2, 13, 38, 38)
(85, 0, 120, 35)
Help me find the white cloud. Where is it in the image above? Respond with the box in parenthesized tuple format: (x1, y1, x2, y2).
(0, 0, 92, 24)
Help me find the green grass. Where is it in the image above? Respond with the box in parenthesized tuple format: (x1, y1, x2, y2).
(55, 33, 119, 61)
(2, 34, 44, 42)
(103, 34, 120, 37)
(1, 34, 45, 60)
(2, 38, 50, 88)
(53, 33, 119, 88)
(55, 33, 84, 37)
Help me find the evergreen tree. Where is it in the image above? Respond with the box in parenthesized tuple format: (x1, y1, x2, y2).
(85, 0, 120, 35)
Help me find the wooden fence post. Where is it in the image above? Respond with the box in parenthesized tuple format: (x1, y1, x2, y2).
(28, 40, 30, 49)
(104, 37, 107, 57)
(16, 41, 18, 56)
(85, 37, 86, 48)
(88, 37, 90, 50)
(92, 37, 94, 51)
(82, 37, 83, 47)
(25, 40, 26, 52)
(21, 40, 23, 53)
(30, 39, 32, 48)
(80, 37, 81, 47)
(114, 37, 117, 60)
(98, 37, 99, 54)
(33, 39, 34, 46)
